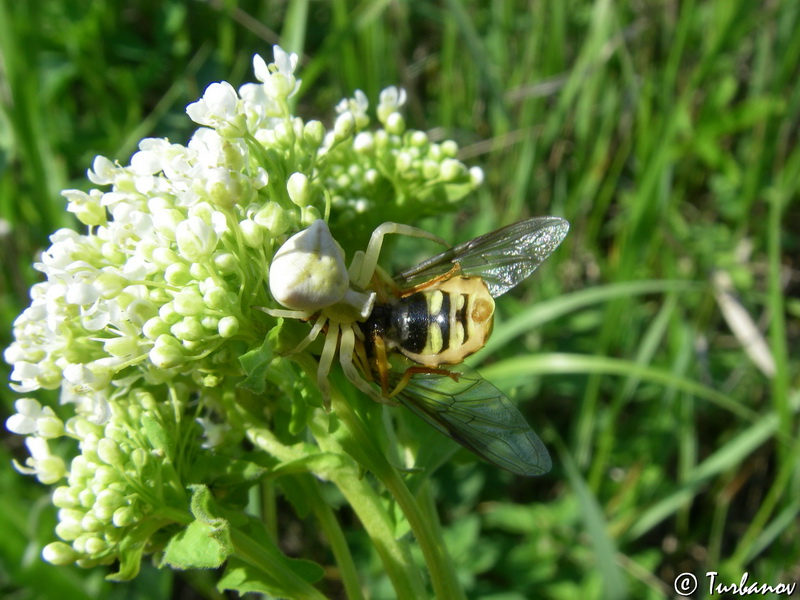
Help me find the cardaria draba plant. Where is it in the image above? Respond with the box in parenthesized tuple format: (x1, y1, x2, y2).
(5, 46, 481, 597)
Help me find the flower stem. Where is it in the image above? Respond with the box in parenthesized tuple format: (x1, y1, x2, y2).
(328, 388, 466, 600)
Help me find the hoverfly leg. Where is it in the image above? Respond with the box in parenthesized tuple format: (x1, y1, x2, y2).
(387, 366, 461, 400)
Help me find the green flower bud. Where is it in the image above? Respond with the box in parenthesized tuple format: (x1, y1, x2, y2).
(218, 316, 239, 338)
(38, 414, 65, 439)
(190, 262, 209, 279)
(55, 519, 83, 542)
(149, 335, 185, 369)
(176, 216, 218, 261)
(240, 218, 264, 248)
(171, 316, 205, 341)
(83, 536, 108, 556)
(42, 541, 80, 566)
(103, 336, 139, 358)
(96, 488, 125, 510)
(441, 140, 458, 157)
(287, 172, 310, 207)
(165, 263, 192, 286)
(112, 505, 137, 528)
(130, 447, 148, 471)
(143, 317, 171, 340)
(173, 288, 206, 316)
(153, 209, 186, 241)
(213, 252, 238, 274)
(97, 438, 124, 466)
(52, 486, 79, 508)
(304, 120, 325, 148)
(152, 247, 181, 269)
(334, 112, 355, 142)
(440, 158, 465, 181)
(254, 202, 290, 237)
(386, 112, 405, 135)
(203, 284, 229, 310)
(158, 301, 180, 325)
(95, 269, 127, 299)
(301, 206, 322, 227)
(79, 488, 96, 508)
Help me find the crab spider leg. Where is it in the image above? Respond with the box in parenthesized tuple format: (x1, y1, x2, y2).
(291, 314, 328, 354)
(317, 320, 340, 402)
(339, 325, 387, 403)
(354, 222, 449, 289)
(258, 307, 315, 320)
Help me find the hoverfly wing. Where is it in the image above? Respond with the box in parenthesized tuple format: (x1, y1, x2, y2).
(393, 363, 552, 476)
(394, 216, 569, 297)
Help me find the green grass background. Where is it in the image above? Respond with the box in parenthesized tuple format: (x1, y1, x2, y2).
(1, 1, 798, 598)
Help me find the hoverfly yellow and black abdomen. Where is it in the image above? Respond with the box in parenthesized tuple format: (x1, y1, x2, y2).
(368, 276, 495, 368)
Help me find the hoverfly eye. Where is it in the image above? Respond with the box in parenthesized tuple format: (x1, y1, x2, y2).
(471, 298, 493, 324)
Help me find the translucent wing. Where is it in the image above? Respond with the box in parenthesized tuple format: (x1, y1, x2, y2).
(394, 216, 569, 297)
(393, 363, 552, 476)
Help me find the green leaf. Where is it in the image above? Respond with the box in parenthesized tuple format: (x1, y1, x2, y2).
(238, 332, 274, 395)
(141, 414, 172, 457)
(162, 519, 231, 569)
(161, 485, 233, 570)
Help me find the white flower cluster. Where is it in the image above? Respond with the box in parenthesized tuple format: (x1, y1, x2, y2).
(4, 45, 482, 573)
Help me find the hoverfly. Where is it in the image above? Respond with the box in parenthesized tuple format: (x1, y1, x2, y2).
(265, 216, 569, 476)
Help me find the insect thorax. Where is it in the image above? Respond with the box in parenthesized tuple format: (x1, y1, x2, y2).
(362, 276, 495, 368)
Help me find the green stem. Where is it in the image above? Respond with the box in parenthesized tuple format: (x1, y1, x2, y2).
(296, 474, 365, 600)
(328, 388, 466, 600)
(229, 528, 328, 600)
(247, 425, 423, 599)
(306, 414, 428, 600)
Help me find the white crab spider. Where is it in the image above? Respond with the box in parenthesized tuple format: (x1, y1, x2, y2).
(264, 219, 446, 403)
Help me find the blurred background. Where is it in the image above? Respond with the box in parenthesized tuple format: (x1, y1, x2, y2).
(1, 1, 798, 598)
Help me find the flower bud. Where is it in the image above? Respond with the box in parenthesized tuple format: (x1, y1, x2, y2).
(152, 247, 181, 269)
(152, 209, 185, 241)
(213, 252, 238, 274)
(203, 285, 229, 310)
(112, 505, 137, 528)
(218, 316, 239, 338)
(42, 541, 80, 566)
(103, 336, 139, 358)
(173, 288, 206, 316)
(470, 166, 485, 186)
(143, 316, 170, 340)
(386, 112, 405, 135)
(171, 317, 205, 341)
(240, 218, 264, 248)
(287, 172, 310, 207)
(254, 202, 290, 237)
(304, 120, 325, 148)
(176, 216, 218, 261)
(440, 158, 465, 181)
(441, 140, 458, 157)
(149, 335, 185, 369)
(97, 438, 124, 466)
(301, 205, 322, 227)
(333, 112, 355, 142)
(95, 269, 128, 298)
